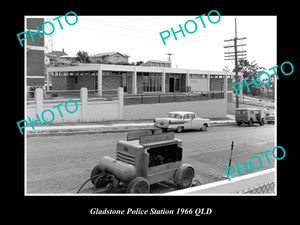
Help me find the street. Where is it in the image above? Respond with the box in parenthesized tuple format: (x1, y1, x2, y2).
(26, 124, 275, 194)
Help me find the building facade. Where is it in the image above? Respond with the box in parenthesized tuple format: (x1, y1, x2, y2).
(47, 64, 238, 99)
(26, 18, 45, 86)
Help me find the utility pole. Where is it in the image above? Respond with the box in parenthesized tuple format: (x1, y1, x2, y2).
(224, 18, 247, 108)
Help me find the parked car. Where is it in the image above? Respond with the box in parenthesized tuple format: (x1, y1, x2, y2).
(154, 111, 210, 133)
(265, 111, 275, 124)
(235, 108, 265, 126)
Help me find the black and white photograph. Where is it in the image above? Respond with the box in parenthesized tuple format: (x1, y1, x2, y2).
(15, 6, 296, 219)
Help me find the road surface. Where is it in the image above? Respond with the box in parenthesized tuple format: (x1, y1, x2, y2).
(26, 124, 275, 194)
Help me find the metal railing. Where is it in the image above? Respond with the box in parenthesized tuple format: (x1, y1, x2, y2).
(239, 181, 275, 194)
(27, 89, 225, 105)
(26, 89, 120, 104)
(124, 91, 225, 105)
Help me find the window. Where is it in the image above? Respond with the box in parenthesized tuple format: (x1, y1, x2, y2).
(112, 71, 120, 76)
(190, 114, 196, 119)
(143, 73, 149, 92)
(183, 114, 190, 119)
(143, 73, 162, 92)
(150, 74, 156, 91)
(102, 71, 110, 76)
(168, 113, 182, 119)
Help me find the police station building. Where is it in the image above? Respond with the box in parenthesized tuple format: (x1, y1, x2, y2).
(46, 63, 236, 99)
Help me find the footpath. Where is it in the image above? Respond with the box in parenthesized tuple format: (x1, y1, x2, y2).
(26, 114, 236, 137)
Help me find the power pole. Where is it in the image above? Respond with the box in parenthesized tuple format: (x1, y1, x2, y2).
(224, 18, 247, 108)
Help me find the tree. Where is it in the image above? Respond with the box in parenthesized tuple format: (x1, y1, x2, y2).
(135, 61, 144, 66)
(130, 61, 144, 66)
(233, 59, 266, 96)
(76, 51, 90, 63)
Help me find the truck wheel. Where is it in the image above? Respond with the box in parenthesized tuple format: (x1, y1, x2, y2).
(248, 119, 253, 127)
(259, 119, 265, 126)
(176, 126, 184, 133)
(127, 177, 150, 193)
(90, 165, 110, 188)
(174, 164, 194, 189)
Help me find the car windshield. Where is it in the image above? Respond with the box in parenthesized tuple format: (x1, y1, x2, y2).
(168, 113, 182, 119)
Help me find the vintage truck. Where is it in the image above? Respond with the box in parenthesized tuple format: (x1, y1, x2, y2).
(235, 108, 265, 126)
(89, 129, 195, 193)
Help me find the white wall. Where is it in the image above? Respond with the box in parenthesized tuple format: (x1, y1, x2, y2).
(123, 99, 227, 120)
(87, 101, 119, 121)
(26, 88, 123, 124)
(26, 88, 227, 126)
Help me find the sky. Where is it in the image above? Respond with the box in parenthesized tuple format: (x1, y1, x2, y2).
(43, 15, 276, 72)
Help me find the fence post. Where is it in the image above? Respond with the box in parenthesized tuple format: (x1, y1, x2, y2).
(80, 87, 88, 122)
(35, 88, 43, 115)
(118, 87, 124, 120)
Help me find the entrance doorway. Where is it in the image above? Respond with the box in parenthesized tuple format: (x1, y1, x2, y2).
(169, 77, 180, 92)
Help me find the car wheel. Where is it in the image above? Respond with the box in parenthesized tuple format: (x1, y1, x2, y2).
(174, 164, 194, 189)
(201, 124, 208, 131)
(175, 126, 183, 133)
(127, 177, 150, 193)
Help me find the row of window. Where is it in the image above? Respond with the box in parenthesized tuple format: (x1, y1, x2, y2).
(49, 71, 235, 80)
(49, 71, 99, 76)
(150, 62, 171, 67)
(191, 74, 234, 79)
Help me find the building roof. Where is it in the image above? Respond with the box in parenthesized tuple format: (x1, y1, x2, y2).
(144, 60, 171, 63)
(48, 50, 68, 57)
(93, 52, 129, 58)
(141, 60, 172, 67)
(47, 63, 242, 76)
